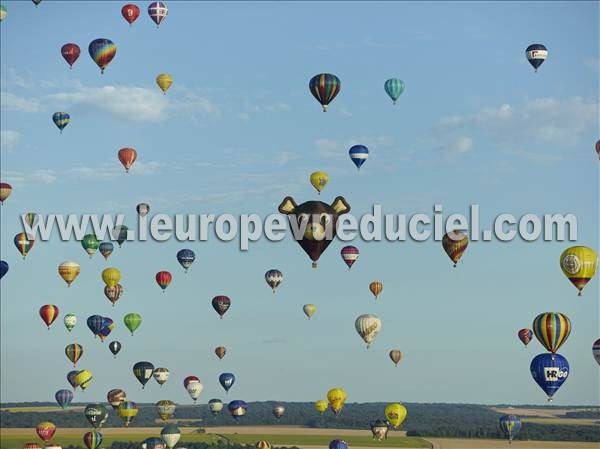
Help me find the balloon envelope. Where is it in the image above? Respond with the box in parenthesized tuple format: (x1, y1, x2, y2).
(499, 415, 521, 442)
(530, 353, 569, 401)
(532, 312, 571, 354)
(61, 43, 80, 68)
(309, 73, 341, 112)
(88, 38, 117, 73)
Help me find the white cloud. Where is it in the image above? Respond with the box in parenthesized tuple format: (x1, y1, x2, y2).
(0, 131, 21, 151)
(275, 151, 299, 165)
(1, 92, 42, 112)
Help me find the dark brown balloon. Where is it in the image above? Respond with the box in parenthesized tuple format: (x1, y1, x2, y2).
(215, 346, 226, 360)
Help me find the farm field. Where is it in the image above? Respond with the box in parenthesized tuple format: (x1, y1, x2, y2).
(426, 438, 600, 449)
(489, 407, 597, 418)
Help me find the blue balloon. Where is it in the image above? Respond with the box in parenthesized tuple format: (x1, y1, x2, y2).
(329, 440, 348, 449)
(219, 372, 235, 393)
(176, 249, 195, 273)
(499, 415, 521, 442)
(348, 145, 369, 170)
(99, 242, 114, 260)
(0, 260, 8, 279)
(86, 315, 104, 337)
(52, 112, 70, 133)
(55, 389, 73, 409)
(227, 400, 247, 420)
(143, 437, 166, 449)
(530, 353, 569, 401)
(133, 361, 155, 389)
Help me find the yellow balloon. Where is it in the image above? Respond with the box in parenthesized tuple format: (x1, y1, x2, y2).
(102, 267, 121, 288)
(310, 171, 329, 194)
(303, 304, 316, 320)
(315, 400, 328, 414)
(156, 73, 173, 94)
(385, 403, 407, 429)
(327, 387, 347, 415)
(369, 281, 383, 299)
(560, 246, 598, 296)
(58, 261, 80, 287)
(74, 369, 93, 391)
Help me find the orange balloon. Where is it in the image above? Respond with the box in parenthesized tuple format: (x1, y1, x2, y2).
(118, 147, 137, 173)
(369, 281, 383, 299)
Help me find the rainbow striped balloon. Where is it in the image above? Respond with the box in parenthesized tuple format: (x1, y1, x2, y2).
(88, 38, 117, 74)
(309, 73, 341, 112)
(532, 312, 571, 354)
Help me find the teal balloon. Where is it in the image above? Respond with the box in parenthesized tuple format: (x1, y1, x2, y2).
(384, 79, 405, 104)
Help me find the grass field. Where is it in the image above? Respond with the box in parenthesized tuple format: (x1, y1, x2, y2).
(490, 407, 597, 418)
(427, 438, 600, 449)
(521, 417, 599, 426)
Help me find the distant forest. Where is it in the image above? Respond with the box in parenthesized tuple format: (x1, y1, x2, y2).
(1, 402, 599, 443)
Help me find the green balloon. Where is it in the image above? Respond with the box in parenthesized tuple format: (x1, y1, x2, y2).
(115, 226, 129, 247)
(384, 78, 405, 104)
(124, 313, 142, 335)
(82, 234, 100, 257)
(84, 403, 109, 429)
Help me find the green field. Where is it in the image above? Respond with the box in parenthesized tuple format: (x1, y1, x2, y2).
(522, 418, 600, 426)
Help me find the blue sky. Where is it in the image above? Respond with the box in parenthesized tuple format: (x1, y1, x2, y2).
(0, 1, 598, 407)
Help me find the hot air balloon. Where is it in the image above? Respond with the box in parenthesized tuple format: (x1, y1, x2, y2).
(136, 203, 150, 217)
(52, 112, 70, 133)
(81, 234, 100, 258)
(124, 313, 142, 335)
(176, 249, 195, 273)
(340, 245, 359, 269)
(315, 400, 328, 414)
(62, 312, 76, 331)
(212, 295, 231, 318)
(144, 438, 166, 449)
(255, 441, 271, 449)
(148, 1, 168, 27)
(227, 400, 247, 420)
(309, 73, 340, 112)
(161, 425, 180, 449)
(21, 212, 39, 230)
(14, 232, 34, 259)
(67, 371, 79, 390)
(0, 182, 12, 204)
(83, 431, 102, 449)
(32, 0, 42, 5)
(530, 353, 569, 401)
(329, 440, 347, 449)
(384, 78, 405, 104)
(65, 343, 83, 367)
(156, 74, 173, 94)
(36, 422, 56, 443)
(278, 196, 351, 268)
(385, 403, 407, 428)
(309, 171, 329, 194)
(369, 281, 383, 299)
(559, 246, 598, 296)
(40, 305, 59, 329)
(596, 140, 600, 160)
(133, 361, 154, 389)
(98, 318, 114, 342)
(442, 231, 468, 267)
(327, 388, 346, 415)
(219, 373, 235, 393)
(61, 44, 80, 69)
(153, 367, 170, 386)
(118, 401, 138, 426)
(102, 268, 121, 288)
(593, 339, 600, 365)
(155, 271, 172, 292)
(118, 148, 137, 173)
(75, 370, 93, 391)
(156, 400, 176, 421)
(107, 389, 126, 410)
(532, 312, 571, 355)
(526, 44, 548, 72)
(112, 225, 129, 247)
(104, 284, 124, 307)
(355, 314, 381, 348)
(499, 415, 521, 444)
(84, 404, 108, 428)
(109, 341, 122, 358)
(215, 346, 226, 360)
(89, 39, 116, 74)
(99, 242, 114, 260)
(348, 145, 369, 170)
(303, 304, 316, 320)
(272, 405, 285, 420)
(121, 4, 140, 25)
(370, 420, 389, 441)
(86, 315, 104, 338)
(518, 329, 533, 347)
(389, 350, 402, 367)
(0, 5, 6, 22)
(183, 376, 204, 402)
(264, 269, 283, 293)
(58, 261, 80, 287)
(0, 260, 8, 280)
(55, 389, 73, 409)
(209, 399, 224, 416)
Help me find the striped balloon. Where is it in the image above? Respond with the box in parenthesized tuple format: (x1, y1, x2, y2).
(88, 38, 116, 74)
(518, 328, 533, 347)
(83, 431, 102, 449)
(52, 112, 70, 133)
(265, 269, 283, 293)
(54, 389, 73, 409)
(369, 281, 383, 299)
(39, 305, 59, 329)
(340, 246, 359, 269)
(593, 339, 600, 366)
(442, 231, 468, 267)
(155, 271, 172, 292)
(499, 415, 521, 443)
(384, 78, 405, 104)
(118, 401, 139, 426)
(14, 232, 34, 259)
(532, 312, 571, 354)
(65, 343, 83, 367)
(0, 182, 12, 204)
(309, 73, 341, 112)
(348, 145, 369, 170)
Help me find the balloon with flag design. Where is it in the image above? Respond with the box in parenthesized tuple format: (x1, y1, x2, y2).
(148, 1, 168, 27)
